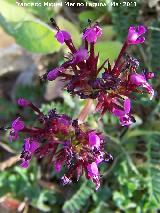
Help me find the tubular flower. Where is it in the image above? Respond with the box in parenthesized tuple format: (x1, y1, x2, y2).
(17, 98, 30, 107)
(10, 117, 25, 142)
(89, 132, 101, 149)
(82, 25, 102, 43)
(55, 30, 71, 44)
(8, 98, 113, 190)
(21, 138, 39, 168)
(42, 20, 154, 126)
(127, 25, 147, 45)
(47, 68, 65, 81)
(113, 99, 133, 126)
(130, 73, 154, 100)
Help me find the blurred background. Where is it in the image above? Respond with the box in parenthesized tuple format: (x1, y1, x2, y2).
(0, 0, 160, 212)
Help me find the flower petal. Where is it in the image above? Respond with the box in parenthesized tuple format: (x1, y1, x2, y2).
(89, 132, 100, 149)
(113, 109, 125, 117)
(47, 69, 59, 81)
(12, 117, 24, 132)
(137, 25, 147, 36)
(24, 138, 30, 152)
(55, 30, 71, 44)
(87, 162, 99, 176)
(30, 140, 39, 153)
(17, 98, 30, 107)
(21, 160, 30, 168)
(124, 99, 131, 114)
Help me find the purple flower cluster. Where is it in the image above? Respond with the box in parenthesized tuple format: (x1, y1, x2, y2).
(9, 98, 112, 189)
(43, 20, 154, 126)
(2, 19, 155, 190)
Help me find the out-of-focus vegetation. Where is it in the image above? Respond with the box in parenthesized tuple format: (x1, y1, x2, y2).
(0, 0, 160, 212)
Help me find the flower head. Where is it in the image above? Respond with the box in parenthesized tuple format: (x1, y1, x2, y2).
(113, 99, 133, 126)
(8, 99, 112, 189)
(12, 117, 24, 132)
(88, 132, 101, 149)
(127, 25, 147, 45)
(20, 138, 39, 168)
(83, 25, 102, 43)
(10, 117, 25, 142)
(130, 73, 154, 100)
(17, 98, 30, 107)
(55, 30, 71, 44)
(145, 72, 154, 80)
(43, 21, 154, 126)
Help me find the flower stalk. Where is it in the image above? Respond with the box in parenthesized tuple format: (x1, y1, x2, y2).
(78, 99, 94, 124)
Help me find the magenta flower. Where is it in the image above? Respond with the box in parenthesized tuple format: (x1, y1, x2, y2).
(127, 25, 146, 45)
(44, 20, 154, 126)
(1, 19, 156, 192)
(95, 151, 105, 164)
(10, 117, 25, 142)
(20, 138, 39, 168)
(87, 162, 100, 190)
(83, 25, 102, 43)
(12, 117, 24, 132)
(47, 68, 60, 81)
(145, 72, 154, 80)
(17, 98, 30, 107)
(130, 73, 154, 99)
(113, 99, 133, 126)
(47, 67, 65, 81)
(21, 160, 30, 168)
(113, 99, 131, 116)
(7, 99, 112, 189)
(55, 30, 71, 44)
(88, 132, 100, 149)
(54, 161, 62, 173)
(72, 48, 89, 63)
(87, 162, 99, 176)
(24, 138, 39, 153)
(130, 73, 146, 85)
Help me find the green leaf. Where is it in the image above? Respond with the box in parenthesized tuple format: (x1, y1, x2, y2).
(0, 14, 15, 35)
(0, 0, 34, 23)
(150, 21, 160, 73)
(90, 201, 111, 213)
(0, 0, 61, 53)
(14, 20, 61, 53)
(101, 26, 116, 41)
(146, 135, 160, 204)
(112, 0, 140, 41)
(78, 10, 100, 22)
(62, 181, 94, 213)
(95, 41, 122, 64)
(21, 0, 54, 22)
(124, 129, 160, 140)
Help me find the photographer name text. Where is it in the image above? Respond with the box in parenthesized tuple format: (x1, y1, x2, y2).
(16, 1, 137, 7)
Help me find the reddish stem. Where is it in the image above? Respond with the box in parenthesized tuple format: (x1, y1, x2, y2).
(65, 41, 76, 53)
(90, 42, 95, 61)
(85, 40, 88, 50)
(78, 99, 94, 124)
(30, 104, 44, 116)
(112, 41, 128, 72)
